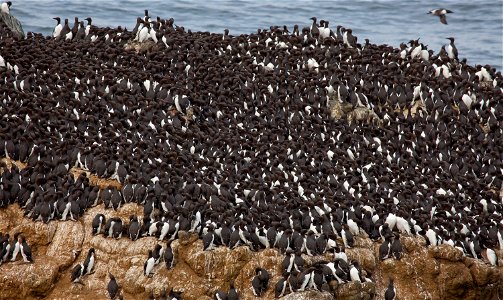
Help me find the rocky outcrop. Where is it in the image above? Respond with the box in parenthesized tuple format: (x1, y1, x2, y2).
(0, 12, 24, 38)
(1, 158, 502, 299)
(1, 202, 502, 299)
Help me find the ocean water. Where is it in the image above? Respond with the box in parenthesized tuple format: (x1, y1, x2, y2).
(8, 0, 503, 70)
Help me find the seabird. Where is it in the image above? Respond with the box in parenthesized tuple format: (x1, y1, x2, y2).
(391, 234, 403, 260)
(274, 277, 288, 298)
(1, 1, 11, 14)
(379, 237, 392, 260)
(71, 263, 85, 284)
(60, 18, 72, 40)
(446, 37, 458, 61)
(107, 273, 120, 299)
(428, 8, 453, 25)
(144, 250, 155, 277)
(83, 248, 95, 275)
(92, 214, 105, 235)
(19, 235, 33, 263)
(128, 215, 141, 241)
(52, 17, 62, 38)
(251, 268, 269, 297)
(385, 279, 396, 300)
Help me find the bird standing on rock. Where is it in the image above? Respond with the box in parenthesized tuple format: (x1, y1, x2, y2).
(107, 272, 121, 299)
(71, 17, 79, 36)
(71, 263, 85, 284)
(1, 1, 11, 14)
(0, 233, 11, 264)
(227, 282, 238, 300)
(379, 237, 392, 260)
(83, 248, 95, 275)
(144, 250, 155, 277)
(252, 267, 270, 297)
(385, 279, 396, 300)
(92, 214, 105, 235)
(52, 17, 62, 38)
(19, 235, 33, 263)
(391, 234, 403, 260)
(60, 19, 71, 40)
(71, 248, 95, 284)
(84, 17, 92, 37)
(168, 288, 183, 300)
(446, 37, 458, 61)
(128, 215, 141, 241)
(9, 232, 21, 262)
(310, 17, 319, 37)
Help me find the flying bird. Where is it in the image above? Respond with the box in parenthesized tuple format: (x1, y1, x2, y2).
(428, 8, 453, 25)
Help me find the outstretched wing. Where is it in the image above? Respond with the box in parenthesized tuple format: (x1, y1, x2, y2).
(439, 15, 448, 25)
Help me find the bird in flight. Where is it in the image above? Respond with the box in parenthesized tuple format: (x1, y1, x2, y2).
(428, 8, 453, 25)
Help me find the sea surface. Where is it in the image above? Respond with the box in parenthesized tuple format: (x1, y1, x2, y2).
(9, 0, 503, 70)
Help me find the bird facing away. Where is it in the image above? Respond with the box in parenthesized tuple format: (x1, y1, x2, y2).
(428, 8, 453, 25)
(385, 279, 396, 300)
(107, 273, 120, 299)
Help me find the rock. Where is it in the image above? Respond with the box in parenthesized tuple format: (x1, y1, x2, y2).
(1, 203, 502, 299)
(46, 221, 85, 268)
(437, 261, 474, 299)
(467, 259, 500, 286)
(346, 247, 377, 272)
(347, 107, 382, 126)
(70, 167, 123, 190)
(124, 40, 158, 53)
(401, 235, 425, 253)
(284, 290, 335, 300)
(184, 243, 233, 278)
(429, 244, 464, 262)
(328, 95, 382, 126)
(0, 259, 59, 299)
(0, 12, 24, 38)
(333, 281, 375, 300)
(177, 230, 198, 245)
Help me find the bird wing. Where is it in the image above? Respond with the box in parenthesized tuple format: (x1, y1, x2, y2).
(71, 264, 83, 282)
(453, 46, 458, 60)
(439, 15, 448, 25)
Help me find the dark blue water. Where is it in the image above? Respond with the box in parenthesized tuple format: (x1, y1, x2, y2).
(9, 0, 503, 70)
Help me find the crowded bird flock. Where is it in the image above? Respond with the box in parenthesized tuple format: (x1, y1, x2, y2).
(0, 2, 502, 300)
